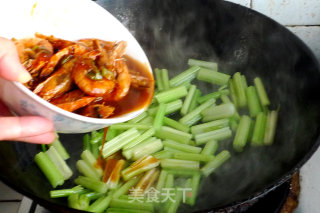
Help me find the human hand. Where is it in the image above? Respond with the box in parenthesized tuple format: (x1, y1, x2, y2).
(0, 37, 55, 144)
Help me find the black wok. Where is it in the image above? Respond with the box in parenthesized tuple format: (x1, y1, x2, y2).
(1, 0, 320, 212)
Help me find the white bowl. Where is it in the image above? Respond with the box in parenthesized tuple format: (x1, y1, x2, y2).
(0, 0, 153, 133)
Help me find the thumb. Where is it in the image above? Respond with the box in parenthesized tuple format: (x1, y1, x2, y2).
(0, 37, 31, 83)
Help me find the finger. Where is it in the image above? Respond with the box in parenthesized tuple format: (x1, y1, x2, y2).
(0, 116, 55, 142)
(0, 100, 12, 116)
(0, 37, 31, 83)
(12, 131, 56, 144)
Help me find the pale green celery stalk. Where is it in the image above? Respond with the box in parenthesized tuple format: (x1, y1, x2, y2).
(109, 199, 154, 212)
(153, 103, 167, 131)
(163, 140, 201, 154)
(83, 134, 91, 151)
(165, 173, 175, 188)
(188, 58, 218, 70)
(161, 69, 170, 90)
(167, 188, 183, 213)
(201, 140, 218, 155)
(229, 78, 239, 108)
(229, 117, 239, 132)
(197, 89, 229, 104)
(68, 194, 90, 211)
(34, 152, 64, 188)
(181, 85, 197, 115)
(131, 139, 163, 160)
(81, 150, 103, 177)
(123, 128, 155, 150)
(191, 118, 229, 134)
(87, 194, 112, 213)
(147, 99, 183, 115)
(164, 146, 186, 154)
(201, 150, 231, 177)
(155, 126, 192, 144)
(163, 117, 190, 132)
(109, 124, 152, 130)
(169, 66, 200, 87)
(50, 185, 85, 198)
(233, 72, 247, 108)
(153, 150, 173, 159)
(251, 112, 267, 146)
(173, 152, 214, 162)
(195, 127, 232, 145)
(246, 86, 262, 117)
(106, 128, 118, 141)
(201, 103, 236, 122)
(48, 136, 70, 160)
(254, 77, 270, 106)
(121, 156, 160, 181)
(112, 177, 140, 198)
(186, 173, 201, 206)
(46, 146, 73, 180)
(183, 178, 192, 204)
(196, 67, 231, 85)
(90, 130, 103, 144)
(91, 142, 99, 159)
(188, 89, 201, 112)
(127, 111, 148, 123)
(264, 110, 278, 145)
(160, 159, 200, 170)
(179, 98, 216, 126)
(139, 116, 154, 124)
(123, 137, 157, 159)
(155, 68, 164, 91)
(220, 94, 240, 119)
(184, 114, 202, 127)
(75, 176, 108, 193)
(156, 170, 168, 191)
(84, 191, 105, 201)
(76, 160, 100, 180)
(164, 169, 200, 177)
(241, 74, 248, 89)
(101, 128, 140, 158)
(233, 115, 252, 152)
(155, 85, 188, 103)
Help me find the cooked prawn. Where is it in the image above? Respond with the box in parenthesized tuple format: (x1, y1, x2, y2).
(80, 104, 115, 118)
(13, 37, 53, 76)
(72, 57, 116, 97)
(33, 59, 75, 101)
(35, 33, 75, 51)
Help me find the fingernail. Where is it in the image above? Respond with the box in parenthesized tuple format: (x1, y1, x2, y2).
(18, 71, 32, 83)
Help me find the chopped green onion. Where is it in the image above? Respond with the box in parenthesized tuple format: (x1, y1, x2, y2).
(264, 110, 278, 145)
(74, 176, 108, 193)
(254, 77, 270, 106)
(169, 66, 200, 87)
(155, 126, 192, 144)
(201, 103, 236, 122)
(196, 67, 230, 86)
(251, 112, 267, 146)
(188, 58, 218, 70)
(233, 115, 252, 152)
(201, 150, 231, 177)
(163, 140, 201, 154)
(246, 86, 262, 117)
(195, 127, 232, 145)
(155, 85, 188, 103)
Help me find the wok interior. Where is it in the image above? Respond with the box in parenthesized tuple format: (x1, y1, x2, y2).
(0, 0, 320, 212)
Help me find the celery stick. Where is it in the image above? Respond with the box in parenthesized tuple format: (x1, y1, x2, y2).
(161, 69, 170, 90)
(84, 191, 105, 201)
(169, 66, 200, 87)
(91, 142, 99, 159)
(254, 77, 270, 106)
(106, 128, 118, 141)
(191, 118, 229, 134)
(233, 115, 252, 152)
(160, 159, 200, 170)
(153, 103, 167, 131)
(241, 74, 248, 89)
(109, 199, 154, 212)
(201, 140, 218, 156)
(87, 194, 112, 213)
(188, 58, 217, 70)
(179, 98, 215, 126)
(156, 170, 168, 191)
(164, 146, 186, 154)
(173, 153, 214, 162)
(68, 194, 90, 211)
(155, 85, 188, 103)
(133, 168, 160, 195)
(81, 150, 103, 177)
(197, 67, 230, 85)
(163, 117, 190, 132)
(155, 68, 164, 91)
(50, 186, 85, 198)
(163, 140, 201, 154)
(110, 124, 152, 130)
(113, 177, 140, 198)
(148, 99, 183, 115)
(48, 137, 70, 160)
(76, 160, 100, 180)
(167, 188, 182, 213)
(101, 128, 140, 158)
(75, 176, 108, 193)
(139, 116, 154, 124)
(181, 85, 197, 115)
(195, 127, 232, 145)
(123, 137, 157, 159)
(131, 139, 163, 160)
(123, 128, 155, 150)
(127, 111, 148, 124)
(164, 169, 201, 177)
(34, 152, 64, 188)
(197, 89, 229, 104)
(186, 173, 201, 206)
(83, 134, 91, 151)
(201, 150, 231, 177)
(184, 114, 202, 127)
(153, 150, 173, 159)
(251, 112, 267, 146)
(264, 110, 278, 145)
(246, 86, 262, 117)
(165, 173, 175, 188)
(201, 103, 236, 122)
(46, 146, 73, 180)
(155, 126, 192, 144)
(229, 78, 239, 107)
(233, 72, 247, 107)
(188, 89, 201, 112)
